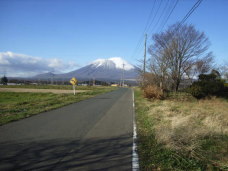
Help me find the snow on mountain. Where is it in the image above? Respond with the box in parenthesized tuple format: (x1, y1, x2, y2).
(33, 57, 138, 81)
(91, 57, 134, 71)
(91, 59, 116, 69)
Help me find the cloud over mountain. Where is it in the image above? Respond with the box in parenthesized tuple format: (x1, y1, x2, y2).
(0, 51, 78, 77)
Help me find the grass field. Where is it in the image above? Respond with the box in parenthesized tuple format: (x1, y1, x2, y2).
(0, 84, 105, 90)
(0, 85, 117, 125)
(135, 88, 228, 170)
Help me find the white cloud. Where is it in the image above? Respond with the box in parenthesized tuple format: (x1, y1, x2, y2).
(0, 51, 78, 77)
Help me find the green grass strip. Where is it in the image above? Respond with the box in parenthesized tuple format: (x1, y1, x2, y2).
(0, 87, 116, 125)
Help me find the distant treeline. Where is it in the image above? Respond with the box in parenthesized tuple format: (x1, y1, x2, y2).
(4, 77, 137, 86)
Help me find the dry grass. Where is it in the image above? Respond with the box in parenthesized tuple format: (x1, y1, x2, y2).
(148, 97, 228, 167)
(143, 85, 164, 99)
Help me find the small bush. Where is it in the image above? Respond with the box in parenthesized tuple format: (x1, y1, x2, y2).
(143, 85, 164, 99)
(188, 73, 225, 99)
(188, 84, 204, 98)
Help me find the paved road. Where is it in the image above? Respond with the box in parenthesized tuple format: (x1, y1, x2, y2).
(0, 88, 134, 170)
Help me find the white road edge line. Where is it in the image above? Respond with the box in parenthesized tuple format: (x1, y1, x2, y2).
(132, 89, 139, 171)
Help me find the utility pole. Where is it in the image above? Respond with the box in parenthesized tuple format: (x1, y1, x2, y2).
(51, 75, 54, 85)
(142, 34, 147, 86)
(93, 77, 95, 86)
(143, 34, 147, 75)
(122, 63, 125, 87)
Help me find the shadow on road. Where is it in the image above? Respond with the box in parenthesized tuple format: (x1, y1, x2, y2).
(0, 134, 132, 170)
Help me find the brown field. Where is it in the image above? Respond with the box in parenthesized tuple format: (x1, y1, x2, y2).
(0, 88, 88, 94)
(135, 88, 228, 170)
(149, 98, 228, 145)
(150, 98, 228, 167)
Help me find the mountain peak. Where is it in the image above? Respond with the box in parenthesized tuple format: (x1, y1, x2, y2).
(91, 57, 134, 71)
(33, 57, 138, 81)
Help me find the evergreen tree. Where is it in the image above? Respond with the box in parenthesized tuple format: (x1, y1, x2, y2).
(1, 76, 8, 85)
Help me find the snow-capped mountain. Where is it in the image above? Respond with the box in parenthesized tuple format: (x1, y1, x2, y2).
(33, 57, 138, 81)
(91, 57, 134, 71)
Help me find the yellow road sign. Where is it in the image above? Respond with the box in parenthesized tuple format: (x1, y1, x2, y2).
(70, 77, 77, 85)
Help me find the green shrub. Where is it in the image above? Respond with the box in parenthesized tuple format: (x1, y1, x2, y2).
(1, 76, 8, 85)
(143, 85, 164, 99)
(188, 73, 224, 98)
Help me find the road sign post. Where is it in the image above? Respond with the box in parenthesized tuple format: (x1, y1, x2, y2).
(70, 77, 77, 95)
(73, 84, 76, 95)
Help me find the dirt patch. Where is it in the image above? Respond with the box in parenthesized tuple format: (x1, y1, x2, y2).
(0, 88, 89, 94)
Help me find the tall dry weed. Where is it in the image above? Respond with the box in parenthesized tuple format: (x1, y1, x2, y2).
(143, 85, 164, 99)
(148, 98, 228, 161)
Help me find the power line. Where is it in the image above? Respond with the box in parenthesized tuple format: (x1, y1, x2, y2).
(178, 0, 203, 27)
(131, 0, 157, 59)
(132, 0, 166, 59)
(132, 0, 164, 58)
(133, 0, 173, 58)
(131, 0, 203, 61)
(132, 0, 178, 59)
(159, 0, 179, 32)
(142, 0, 158, 35)
(145, 0, 163, 34)
(149, 0, 171, 35)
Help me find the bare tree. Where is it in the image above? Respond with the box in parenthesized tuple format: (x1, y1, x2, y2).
(135, 59, 145, 87)
(148, 47, 171, 90)
(149, 23, 213, 91)
(185, 54, 213, 82)
(218, 62, 228, 80)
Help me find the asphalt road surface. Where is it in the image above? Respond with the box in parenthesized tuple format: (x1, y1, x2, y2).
(0, 88, 134, 170)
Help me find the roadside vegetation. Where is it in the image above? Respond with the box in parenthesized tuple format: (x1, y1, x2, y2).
(0, 86, 117, 125)
(135, 88, 228, 170)
(136, 22, 228, 170)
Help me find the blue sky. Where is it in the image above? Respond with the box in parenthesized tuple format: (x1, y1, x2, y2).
(0, 0, 227, 76)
